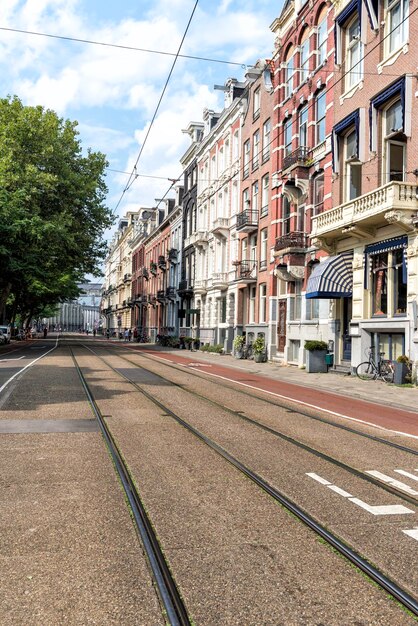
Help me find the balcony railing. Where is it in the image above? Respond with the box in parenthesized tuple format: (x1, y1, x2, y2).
(166, 286, 176, 299)
(212, 272, 228, 289)
(158, 255, 166, 269)
(123, 273, 131, 282)
(194, 279, 208, 294)
(178, 279, 194, 294)
(311, 181, 418, 240)
(141, 267, 149, 280)
(234, 261, 257, 282)
(150, 262, 157, 275)
(157, 289, 167, 302)
(211, 217, 229, 237)
(282, 146, 311, 171)
(274, 231, 307, 252)
(236, 209, 258, 232)
(168, 248, 178, 262)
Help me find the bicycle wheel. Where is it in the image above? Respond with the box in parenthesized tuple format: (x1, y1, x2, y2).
(380, 361, 394, 383)
(356, 361, 376, 380)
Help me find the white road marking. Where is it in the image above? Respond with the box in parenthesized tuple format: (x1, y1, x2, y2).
(0, 356, 24, 362)
(188, 363, 212, 367)
(394, 469, 418, 482)
(366, 470, 418, 496)
(0, 338, 58, 394)
(150, 354, 418, 440)
(402, 527, 418, 541)
(328, 485, 353, 497)
(348, 498, 413, 516)
(306, 472, 331, 485)
(306, 472, 414, 515)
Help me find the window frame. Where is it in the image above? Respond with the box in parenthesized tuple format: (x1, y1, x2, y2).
(315, 91, 326, 145)
(386, 0, 409, 55)
(284, 118, 293, 156)
(299, 104, 309, 148)
(345, 13, 363, 90)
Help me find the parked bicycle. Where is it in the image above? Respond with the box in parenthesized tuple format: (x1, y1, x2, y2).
(356, 347, 394, 383)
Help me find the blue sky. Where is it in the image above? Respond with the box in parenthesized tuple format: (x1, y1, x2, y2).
(0, 0, 281, 240)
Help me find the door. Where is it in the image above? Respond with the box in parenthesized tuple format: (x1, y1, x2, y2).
(278, 299, 287, 352)
(342, 297, 352, 361)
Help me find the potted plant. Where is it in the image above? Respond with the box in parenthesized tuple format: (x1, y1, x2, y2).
(253, 336, 267, 363)
(233, 334, 245, 359)
(394, 355, 412, 385)
(304, 340, 328, 373)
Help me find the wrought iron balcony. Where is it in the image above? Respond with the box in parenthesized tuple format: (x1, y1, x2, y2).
(141, 267, 149, 280)
(158, 255, 166, 270)
(157, 290, 167, 302)
(165, 286, 176, 299)
(282, 146, 312, 171)
(123, 273, 131, 282)
(236, 209, 258, 232)
(150, 262, 157, 275)
(168, 248, 178, 262)
(233, 261, 257, 282)
(274, 231, 307, 252)
(140, 295, 148, 305)
(178, 279, 194, 295)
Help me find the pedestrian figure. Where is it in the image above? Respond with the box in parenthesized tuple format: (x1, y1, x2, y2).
(124, 328, 129, 342)
(133, 327, 138, 341)
(93, 328, 96, 337)
(106, 329, 110, 340)
(128, 328, 132, 342)
(43, 327, 47, 338)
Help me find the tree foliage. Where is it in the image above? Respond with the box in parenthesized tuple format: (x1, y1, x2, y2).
(0, 96, 114, 324)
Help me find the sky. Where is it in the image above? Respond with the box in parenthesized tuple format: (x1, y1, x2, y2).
(0, 0, 281, 244)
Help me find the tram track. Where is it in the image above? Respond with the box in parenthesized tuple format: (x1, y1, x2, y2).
(73, 343, 418, 618)
(69, 347, 191, 626)
(83, 342, 418, 509)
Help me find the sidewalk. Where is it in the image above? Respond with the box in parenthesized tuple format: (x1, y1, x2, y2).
(142, 345, 418, 415)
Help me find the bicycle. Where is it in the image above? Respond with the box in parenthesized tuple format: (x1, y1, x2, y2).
(356, 347, 394, 383)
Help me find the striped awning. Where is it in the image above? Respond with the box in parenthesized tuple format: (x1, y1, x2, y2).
(306, 252, 353, 299)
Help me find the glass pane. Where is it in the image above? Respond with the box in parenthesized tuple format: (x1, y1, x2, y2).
(386, 100, 403, 134)
(349, 163, 362, 200)
(346, 130, 357, 157)
(372, 253, 388, 315)
(388, 142, 405, 181)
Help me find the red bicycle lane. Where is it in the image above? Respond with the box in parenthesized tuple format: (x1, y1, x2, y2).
(141, 349, 418, 438)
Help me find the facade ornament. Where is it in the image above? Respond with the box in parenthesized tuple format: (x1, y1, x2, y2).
(287, 265, 305, 279)
(384, 210, 415, 231)
(310, 237, 335, 254)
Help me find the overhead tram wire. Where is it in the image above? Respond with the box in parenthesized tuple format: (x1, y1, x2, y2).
(97, 4, 418, 216)
(112, 0, 199, 216)
(0, 25, 245, 68)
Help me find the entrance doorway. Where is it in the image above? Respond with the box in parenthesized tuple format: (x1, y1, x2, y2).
(342, 297, 352, 361)
(278, 300, 287, 352)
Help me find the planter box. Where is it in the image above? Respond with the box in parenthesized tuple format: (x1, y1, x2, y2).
(394, 362, 409, 385)
(254, 351, 267, 363)
(306, 349, 327, 373)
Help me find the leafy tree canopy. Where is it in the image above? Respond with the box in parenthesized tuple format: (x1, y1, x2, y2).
(0, 95, 114, 324)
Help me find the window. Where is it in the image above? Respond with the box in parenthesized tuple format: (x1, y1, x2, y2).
(284, 119, 293, 156)
(243, 188, 250, 211)
(288, 280, 302, 321)
(315, 91, 326, 144)
(285, 54, 295, 98)
(259, 284, 267, 322)
(345, 129, 362, 199)
(233, 130, 239, 160)
(282, 195, 291, 235)
(250, 234, 258, 263)
(252, 181, 259, 213)
(371, 252, 388, 316)
(261, 174, 269, 217)
(306, 297, 319, 320)
(260, 229, 268, 270)
(299, 104, 308, 148)
(249, 286, 256, 323)
(345, 14, 363, 89)
(299, 35, 310, 83)
(313, 174, 324, 215)
(224, 139, 230, 168)
(262, 119, 271, 161)
(211, 155, 216, 180)
(297, 204, 305, 232)
(252, 130, 260, 170)
(243, 140, 250, 178)
(387, 0, 409, 54)
(317, 12, 327, 66)
(220, 296, 227, 323)
(384, 100, 405, 182)
(218, 147, 224, 175)
(253, 88, 260, 119)
(393, 248, 407, 314)
(241, 237, 248, 261)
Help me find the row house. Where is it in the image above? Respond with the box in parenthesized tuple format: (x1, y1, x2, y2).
(309, 0, 418, 369)
(270, 0, 335, 365)
(193, 79, 246, 350)
(101, 213, 138, 333)
(235, 61, 275, 354)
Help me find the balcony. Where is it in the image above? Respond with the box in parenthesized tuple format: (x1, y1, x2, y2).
(168, 248, 178, 262)
(211, 217, 229, 237)
(194, 279, 208, 294)
(282, 146, 312, 172)
(158, 255, 166, 270)
(274, 231, 308, 254)
(191, 230, 209, 247)
(236, 209, 258, 232)
(140, 295, 148, 306)
(141, 267, 149, 280)
(311, 182, 418, 243)
(123, 273, 131, 283)
(211, 272, 228, 290)
(150, 262, 158, 275)
(178, 279, 194, 296)
(157, 289, 167, 302)
(233, 261, 257, 283)
(165, 286, 176, 299)
(148, 294, 157, 306)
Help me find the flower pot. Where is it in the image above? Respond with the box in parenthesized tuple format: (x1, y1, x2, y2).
(254, 351, 267, 363)
(234, 349, 244, 359)
(306, 349, 327, 373)
(394, 362, 408, 384)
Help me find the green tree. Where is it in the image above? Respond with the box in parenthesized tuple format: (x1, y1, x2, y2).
(0, 96, 114, 323)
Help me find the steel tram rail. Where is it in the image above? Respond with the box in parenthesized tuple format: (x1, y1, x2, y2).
(69, 348, 191, 626)
(119, 344, 418, 457)
(76, 343, 418, 617)
(83, 343, 418, 507)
